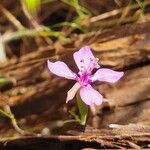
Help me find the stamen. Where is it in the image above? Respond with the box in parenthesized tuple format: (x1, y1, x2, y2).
(90, 58, 93, 61)
(78, 66, 84, 75)
(80, 66, 85, 71)
(79, 59, 87, 72)
(86, 57, 100, 73)
(79, 57, 100, 73)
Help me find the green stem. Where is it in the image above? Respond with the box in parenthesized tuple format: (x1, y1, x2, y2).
(0, 106, 26, 135)
(63, 119, 80, 125)
(0, 108, 11, 118)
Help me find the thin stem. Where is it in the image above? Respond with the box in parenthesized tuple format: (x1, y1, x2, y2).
(63, 119, 80, 125)
(1, 105, 36, 136)
(3, 105, 25, 135)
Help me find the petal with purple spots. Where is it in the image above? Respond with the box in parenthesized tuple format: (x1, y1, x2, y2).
(73, 46, 100, 72)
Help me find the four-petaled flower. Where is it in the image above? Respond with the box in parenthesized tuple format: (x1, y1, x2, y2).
(47, 46, 124, 106)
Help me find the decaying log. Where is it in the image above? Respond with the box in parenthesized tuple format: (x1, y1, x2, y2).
(0, 124, 150, 149)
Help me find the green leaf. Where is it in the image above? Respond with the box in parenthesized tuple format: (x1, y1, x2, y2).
(52, 22, 87, 32)
(76, 92, 88, 125)
(0, 109, 11, 118)
(61, 0, 91, 17)
(135, 0, 145, 13)
(24, 0, 41, 15)
(0, 77, 9, 84)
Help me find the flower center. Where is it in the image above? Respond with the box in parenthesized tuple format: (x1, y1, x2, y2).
(76, 57, 100, 86)
(77, 72, 91, 86)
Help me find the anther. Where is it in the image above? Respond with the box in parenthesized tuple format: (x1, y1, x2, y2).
(90, 58, 93, 61)
(80, 59, 84, 63)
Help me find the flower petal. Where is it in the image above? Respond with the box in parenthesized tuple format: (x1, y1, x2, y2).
(66, 82, 81, 103)
(47, 60, 76, 79)
(91, 68, 124, 83)
(80, 85, 103, 106)
(73, 46, 99, 71)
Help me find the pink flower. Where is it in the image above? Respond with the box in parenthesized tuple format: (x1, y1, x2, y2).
(47, 46, 124, 106)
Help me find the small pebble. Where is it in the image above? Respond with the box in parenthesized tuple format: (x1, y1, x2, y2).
(41, 127, 50, 136)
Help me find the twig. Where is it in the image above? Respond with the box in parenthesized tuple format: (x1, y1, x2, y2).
(21, 0, 52, 45)
(3, 105, 26, 135)
(0, 4, 24, 30)
(1, 105, 37, 136)
(0, 32, 7, 62)
(89, 1, 150, 23)
(109, 123, 150, 136)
